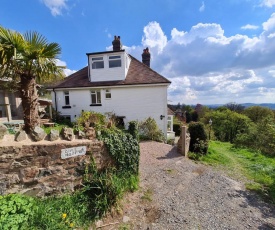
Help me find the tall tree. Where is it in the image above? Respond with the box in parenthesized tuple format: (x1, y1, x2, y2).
(0, 26, 63, 133)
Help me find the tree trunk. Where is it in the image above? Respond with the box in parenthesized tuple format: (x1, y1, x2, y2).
(20, 74, 40, 134)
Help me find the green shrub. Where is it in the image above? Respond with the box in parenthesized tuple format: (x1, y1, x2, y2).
(188, 122, 208, 154)
(98, 128, 140, 175)
(128, 121, 139, 141)
(139, 117, 164, 142)
(76, 111, 106, 129)
(0, 194, 35, 230)
(173, 124, 181, 136)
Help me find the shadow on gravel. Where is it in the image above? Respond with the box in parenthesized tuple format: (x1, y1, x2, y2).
(156, 146, 183, 160)
(236, 190, 275, 229)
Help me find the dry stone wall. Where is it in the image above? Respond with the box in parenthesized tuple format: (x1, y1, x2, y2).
(0, 138, 114, 197)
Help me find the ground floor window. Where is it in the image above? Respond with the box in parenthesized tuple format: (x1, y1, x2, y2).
(105, 89, 111, 99)
(91, 90, 101, 105)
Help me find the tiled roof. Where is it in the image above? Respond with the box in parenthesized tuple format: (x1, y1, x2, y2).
(49, 55, 170, 89)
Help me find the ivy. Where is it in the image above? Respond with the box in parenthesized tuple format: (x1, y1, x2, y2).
(98, 128, 140, 175)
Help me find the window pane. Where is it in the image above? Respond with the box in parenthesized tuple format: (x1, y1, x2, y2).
(92, 61, 104, 69)
(109, 55, 121, 59)
(91, 94, 96, 104)
(97, 91, 101, 103)
(65, 96, 70, 105)
(92, 57, 103, 61)
(109, 60, 121, 68)
(106, 89, 111, 99)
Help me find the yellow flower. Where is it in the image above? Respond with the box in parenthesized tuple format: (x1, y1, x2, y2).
(62, 213, 67, 219)
(69, 223, 74, 228)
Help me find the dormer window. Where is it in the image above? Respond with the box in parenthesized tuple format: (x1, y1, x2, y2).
(109, 55, 121, 68)
(92, 57, 104, 69)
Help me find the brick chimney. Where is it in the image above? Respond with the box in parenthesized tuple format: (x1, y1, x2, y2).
(142, 47, 150, 67)
(112, 35, 122, 51)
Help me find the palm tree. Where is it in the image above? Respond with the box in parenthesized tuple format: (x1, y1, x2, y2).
(0, 25, 64, 133)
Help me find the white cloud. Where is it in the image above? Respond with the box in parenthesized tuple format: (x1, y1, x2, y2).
(126, 13, 275, 104)
(241, 24, 259, 30)
(142, 21, 167, 53)
(56, 59, 76, 76)
(41, 0, 68, 16)
(261, 0, 275, 7)
(262, 13, 275, 31)
(199, 1, 205, 12)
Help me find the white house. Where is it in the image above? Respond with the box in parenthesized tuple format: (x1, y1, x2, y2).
(48, 36, 171, 136)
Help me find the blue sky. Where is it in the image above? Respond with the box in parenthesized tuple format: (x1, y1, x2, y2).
(1, 0, 275, 105)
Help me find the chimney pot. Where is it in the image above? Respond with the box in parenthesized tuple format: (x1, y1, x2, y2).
(142, 47, 151, 67)
(112, 35, 122, 51)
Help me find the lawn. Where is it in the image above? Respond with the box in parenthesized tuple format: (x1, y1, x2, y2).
(198, 141, 275, 203)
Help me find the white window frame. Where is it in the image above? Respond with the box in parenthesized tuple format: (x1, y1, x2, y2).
(109, 55, 121, 68)
(105, 89, 111, 99)
(91, 57, 104, 69)
(91, 90, 101, 105)
(167, 115, 173, 132)
(64, 91, 70, 105)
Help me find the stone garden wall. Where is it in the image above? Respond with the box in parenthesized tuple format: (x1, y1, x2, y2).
(0, 139, 114, 197)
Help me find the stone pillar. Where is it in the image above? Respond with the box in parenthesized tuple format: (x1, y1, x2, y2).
(181, 126, 187, 157)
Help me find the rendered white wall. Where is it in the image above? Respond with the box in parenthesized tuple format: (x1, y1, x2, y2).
(88, 52, 131, 82)
(52, 85, 168, 135)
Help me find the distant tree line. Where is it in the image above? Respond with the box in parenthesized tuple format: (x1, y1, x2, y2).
(169, 102, 275, 156)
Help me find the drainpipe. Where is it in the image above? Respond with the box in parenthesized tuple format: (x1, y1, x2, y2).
(53, 88, 58, 122)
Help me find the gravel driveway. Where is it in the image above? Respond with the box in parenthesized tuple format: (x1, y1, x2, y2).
(99, 141, 275, 230)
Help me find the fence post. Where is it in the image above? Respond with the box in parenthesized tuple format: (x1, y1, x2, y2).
(181, 126, 187, 157)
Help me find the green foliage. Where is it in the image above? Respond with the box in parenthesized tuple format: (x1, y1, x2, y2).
(235, 116, 275, 156)
(139, 117, 164, 142)
(128, 121, 139, 141)
(0, 194, 34, 230)
(1, 111, 140, 229)
(81, 165, 139, 220)
(173, 124, 181, 136)
(210, 109, 251, 143)
(243, 106, 274, 123)
(188, 122, 208, 154)
(98, 128, 140, 175)
(76, 111, 106, 129)
(199, 141, 275, 203)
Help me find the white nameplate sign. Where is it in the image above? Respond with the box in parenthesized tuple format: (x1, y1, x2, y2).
(61, 146, 87, 159)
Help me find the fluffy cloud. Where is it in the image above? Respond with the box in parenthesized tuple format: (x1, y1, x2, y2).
(142, 22, 167, 53)
(41, 0, 68, 16)
(128, 14, 275, 104)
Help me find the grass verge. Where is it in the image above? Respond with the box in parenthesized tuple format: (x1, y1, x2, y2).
(196, 141, 275, 203)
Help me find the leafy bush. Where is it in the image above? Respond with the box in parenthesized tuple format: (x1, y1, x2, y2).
(76, 111, 106, 129)
(98, 128, 140, 174)
(188, 122, 208, 154)
(139, 117, 164, 142)
(235, 116, 275, 156)
(173, 124, 181, 136)
(128, 121, 139, 141)
(210, 109, 251, 143)
(0, 194, 34, 230)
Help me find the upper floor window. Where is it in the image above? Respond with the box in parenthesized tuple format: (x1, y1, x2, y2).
(91, 90, 101, 105)
(105, 89, 111, 99)
(92, 57, 104, 69)
(64, 91, 70, 105)
(109, 55, 121, 68)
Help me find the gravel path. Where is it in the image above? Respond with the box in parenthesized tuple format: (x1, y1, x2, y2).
(99, 141, 275, 230)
